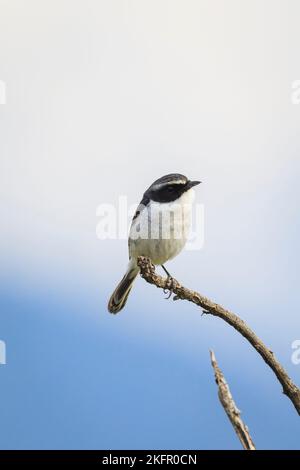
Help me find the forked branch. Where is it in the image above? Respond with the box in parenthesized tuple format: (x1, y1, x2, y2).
(137, 256, 300, 416)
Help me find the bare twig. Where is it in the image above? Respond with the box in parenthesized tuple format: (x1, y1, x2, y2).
(210, 350, 256, 450)
(137, 256, 300, 416)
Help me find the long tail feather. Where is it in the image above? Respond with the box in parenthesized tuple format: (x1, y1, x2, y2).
(108, 266, 139, 314)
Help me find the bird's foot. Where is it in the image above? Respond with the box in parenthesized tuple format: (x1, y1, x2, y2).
(163, 275, 175, 299)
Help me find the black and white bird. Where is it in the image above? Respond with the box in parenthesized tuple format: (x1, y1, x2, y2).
(108, 173, 200, 314)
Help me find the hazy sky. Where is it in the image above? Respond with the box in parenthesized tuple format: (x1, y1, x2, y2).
(0, 0, 300, 449)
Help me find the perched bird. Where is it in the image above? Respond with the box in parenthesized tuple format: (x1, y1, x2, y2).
(108, 173, 200, 313)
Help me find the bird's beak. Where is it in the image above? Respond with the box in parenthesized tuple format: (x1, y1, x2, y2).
(187, 180, 201, 189)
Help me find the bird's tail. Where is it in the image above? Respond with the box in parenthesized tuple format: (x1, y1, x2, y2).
(108, 263, 139, 314)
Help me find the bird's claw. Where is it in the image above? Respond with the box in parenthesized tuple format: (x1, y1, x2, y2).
(202, 309, 210, 316)
(163, 276, 174, 299)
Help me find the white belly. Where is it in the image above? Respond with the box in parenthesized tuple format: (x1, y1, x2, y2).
(129, 189, 194, 265)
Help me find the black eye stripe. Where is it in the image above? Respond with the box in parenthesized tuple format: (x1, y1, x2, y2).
(146, 179, 189, 203)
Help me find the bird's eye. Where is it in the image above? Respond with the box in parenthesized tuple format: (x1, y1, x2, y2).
(167, 185, 174, 192)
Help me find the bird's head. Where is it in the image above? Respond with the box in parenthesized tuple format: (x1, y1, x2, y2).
(145, 173, 201, 203)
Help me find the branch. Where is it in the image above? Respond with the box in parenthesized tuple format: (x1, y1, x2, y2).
(137, 256, 300, 416)
(210, 350, 256, 450)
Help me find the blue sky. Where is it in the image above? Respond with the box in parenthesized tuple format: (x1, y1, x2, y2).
(0, 0, 300, 449)
(0, 270, 299, 450)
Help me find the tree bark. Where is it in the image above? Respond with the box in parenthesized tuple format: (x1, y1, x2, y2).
(137, 256, 300, 416)
(210, 350, 256, 450)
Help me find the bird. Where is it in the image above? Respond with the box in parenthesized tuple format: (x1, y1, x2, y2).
(108, 173, 201, 314)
